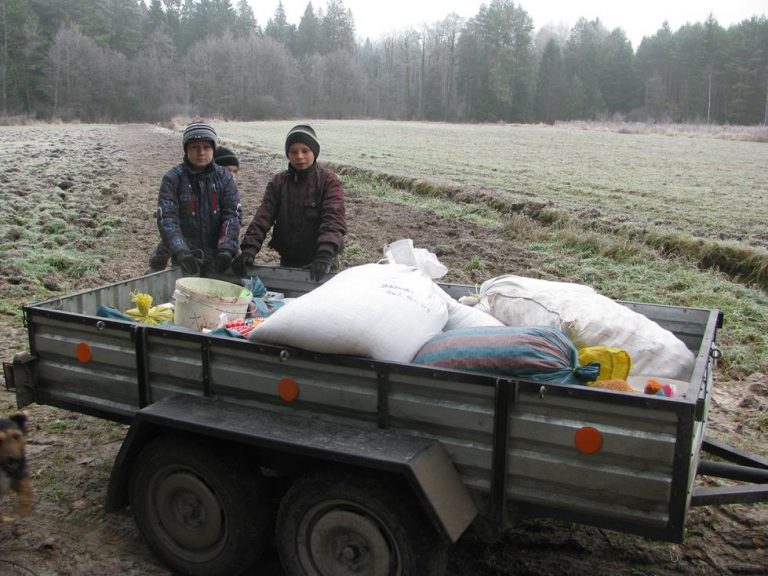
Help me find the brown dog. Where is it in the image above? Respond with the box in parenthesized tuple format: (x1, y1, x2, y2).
(0, 413, 32, 521)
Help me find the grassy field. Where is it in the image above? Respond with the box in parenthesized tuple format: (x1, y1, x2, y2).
(216, 120, 768, 253)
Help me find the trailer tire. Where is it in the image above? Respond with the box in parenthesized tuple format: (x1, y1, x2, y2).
(276, 468, 448, 576)
(129, 434, 270, 576)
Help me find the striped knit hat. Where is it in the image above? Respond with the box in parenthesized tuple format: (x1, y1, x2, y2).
(214, 146, 239, 168)
(285, 124, 320, 160)
(182, 122, 217, 152)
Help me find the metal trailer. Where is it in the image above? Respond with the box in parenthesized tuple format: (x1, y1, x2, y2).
(5, 266, 768, 576)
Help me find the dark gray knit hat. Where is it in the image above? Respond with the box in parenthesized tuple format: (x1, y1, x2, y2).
(214, 146, 239, 168)
(285, 124, 319, 159)
(183, 122, 217, 152)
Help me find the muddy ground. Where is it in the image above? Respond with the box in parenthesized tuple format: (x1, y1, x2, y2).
(0, 124, 766, 575)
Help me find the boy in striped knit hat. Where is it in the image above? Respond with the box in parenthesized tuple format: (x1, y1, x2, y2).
(232, 124, 346, 282)
(148, 124, 242, 274)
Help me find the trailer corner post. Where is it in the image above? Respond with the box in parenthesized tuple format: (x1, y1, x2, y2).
(6, 352, 37, 408)
(490, 378, 517, 528)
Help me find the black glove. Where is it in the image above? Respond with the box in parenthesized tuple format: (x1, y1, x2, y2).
(309, 246, 335, 282)
(231, 251, 255, 276)
(177, 251, 200, 275)
(214, 251, 233, 273)
(148, 242, 170, 272)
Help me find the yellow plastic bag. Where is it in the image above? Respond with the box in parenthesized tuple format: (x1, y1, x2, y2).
(578, 346, 631, 382)
(124, 292, 174, 325)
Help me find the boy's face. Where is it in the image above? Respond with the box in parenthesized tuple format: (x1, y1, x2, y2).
(287, 143, 315, 170)
(225, 165, 238, 176)
(186, 141, 214, 169)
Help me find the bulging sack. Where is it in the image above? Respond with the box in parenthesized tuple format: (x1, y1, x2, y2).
(476, 275, 695, 380)
(413, 325, 599, 385)
(248, 263, 449, 363)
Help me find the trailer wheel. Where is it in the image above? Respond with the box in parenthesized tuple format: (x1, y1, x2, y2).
(129, 435, 270, 576)
(276, 469, 448, 576)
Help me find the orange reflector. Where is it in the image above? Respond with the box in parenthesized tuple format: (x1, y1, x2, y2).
(75, 342, 93, 364)
(277, 378, 299, 402)
(574, 426, 603, 454)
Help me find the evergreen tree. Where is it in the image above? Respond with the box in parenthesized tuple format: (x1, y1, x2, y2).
(636, 22, 678, 120)
(265, 1, 293, 46)
(1, 0, 43, 115)
(455, 16, 484, 120)
(701, 14, 725, 123)
(106, 0, 143, 56)
(163, 0, 183, 49)
(600, 28, 636, 115)
(534, 37, 567, 123)
(145, 0, 166, 34)
(672, 22, 711, 121)
(421, 18, 461, 121)
(210, 0, 236, 36)
(457, 0, 534, 121)
(564, 18, 607, 118)
(232, 0, 257, 38)
(321, 0, 354, 53)
(721, 17, 768, 124)
(178, 0, 235, 52)
(294, 2, 319, 57)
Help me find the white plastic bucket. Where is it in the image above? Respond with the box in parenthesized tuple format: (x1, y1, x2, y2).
(173, 277, 252, 331)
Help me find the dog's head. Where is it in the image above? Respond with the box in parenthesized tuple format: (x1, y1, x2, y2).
(0, 414, 28, 479)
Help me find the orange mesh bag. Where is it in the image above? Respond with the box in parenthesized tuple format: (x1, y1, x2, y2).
(588, 378, 636, 393)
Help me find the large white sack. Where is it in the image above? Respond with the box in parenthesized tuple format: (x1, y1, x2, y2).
(478, 275, 695, 380)
(474, 274, 595, 318)
(479, 275, 596, 297)
(437, 287, 505, 331)
(248, 263, 449, 363)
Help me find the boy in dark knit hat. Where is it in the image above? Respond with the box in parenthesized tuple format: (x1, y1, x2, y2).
(213, 146, 240, 175)
(150, 122, 241, 275)
(233, 124, 346, 282)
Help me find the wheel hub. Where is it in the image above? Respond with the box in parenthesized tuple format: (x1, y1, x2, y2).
(173, 492, 206, 528)
(340, 545, 359, 562)
(308, 509, 392, 576)
(155, 470, 224, 554)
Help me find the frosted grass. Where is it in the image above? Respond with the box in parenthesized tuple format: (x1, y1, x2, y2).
(219, 120, 768, 252)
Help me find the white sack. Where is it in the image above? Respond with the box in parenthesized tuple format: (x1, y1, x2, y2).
(478, 275, 695, 380)
(384, 238, 449, 279)
(248, 263, 449, 363)
(437, 287, 505, 331)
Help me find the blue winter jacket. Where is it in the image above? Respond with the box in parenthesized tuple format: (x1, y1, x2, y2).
(156, 159, 241, 264)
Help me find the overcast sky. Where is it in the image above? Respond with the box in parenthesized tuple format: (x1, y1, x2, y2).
(249, 0, 767, 48)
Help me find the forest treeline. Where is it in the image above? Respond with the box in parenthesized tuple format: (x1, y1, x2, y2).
(1, 0, 767, 125)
